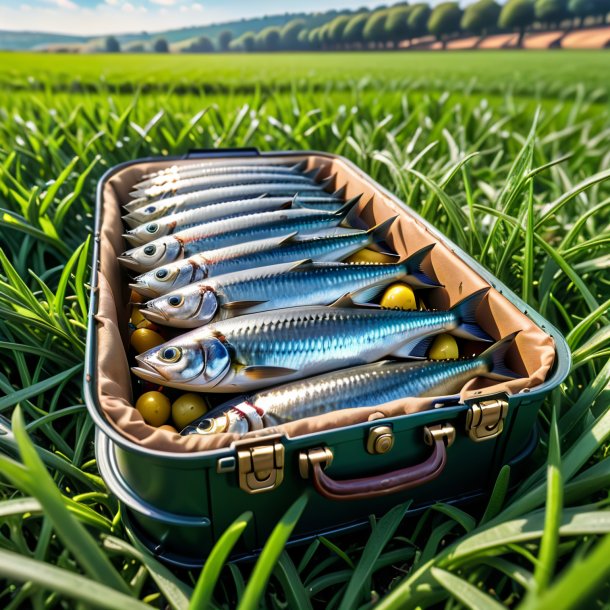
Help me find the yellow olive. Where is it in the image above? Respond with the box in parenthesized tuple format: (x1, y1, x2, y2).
(130, 290, 143, 304)
(172, 393, 209, 430)
(136, 391, 171, 427)
(158, 424, 179, 433)
(429, 334, 459, 360)
(130, 328, 165, 353)
(344, 248, 397, 264)
(380, 283, 417, 310)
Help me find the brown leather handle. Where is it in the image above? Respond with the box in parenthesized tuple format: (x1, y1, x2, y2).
(307, 425, 453, 502)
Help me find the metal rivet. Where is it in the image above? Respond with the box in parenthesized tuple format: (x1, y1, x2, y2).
(366, 425, 394, 455)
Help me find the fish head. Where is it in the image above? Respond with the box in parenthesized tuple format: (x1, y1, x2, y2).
(118, 238, 183, 272)
(134, 331, 231, 388)
(131, 261, 206, 297)
(124, 221, 171, 246)
(122, 203, 169, 227)
(142, 287, 218, 327)
(181, 409, 249, 436)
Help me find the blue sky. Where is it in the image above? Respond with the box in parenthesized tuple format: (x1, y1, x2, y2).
(0, 0, 405, 36)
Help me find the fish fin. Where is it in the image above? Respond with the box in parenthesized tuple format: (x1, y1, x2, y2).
(329, 293, 356, 308)
(365, 216, 400, 259)
(331, 184, 347, 199)
(479, 331, 521, 380)
(242, 365, 298, 380)
(279, 200, 293, 210)
(320, 173, 337, 191)
(333, 195, 362, 222)
(350, 282, 390, 304)
(450, 288, 493, 342)
(273, 231, 299, 246)
(222, 300, 269, 310)
(329, 292, 381, 308)
(401, 244, 442, 288)
(303, 167, 323, 180)
(391, 335, 434, 359)
(291, 160, 308, 172)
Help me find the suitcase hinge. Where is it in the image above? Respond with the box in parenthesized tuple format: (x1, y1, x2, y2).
(236, 440, 284, 494)
(466, 399, 508, 442)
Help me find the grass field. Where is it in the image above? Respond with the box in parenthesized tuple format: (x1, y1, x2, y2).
(0, 50, 609, 609)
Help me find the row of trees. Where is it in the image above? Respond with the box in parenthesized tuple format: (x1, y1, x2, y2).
(227, 0, 610, 52)
(101, 0, 609, 53)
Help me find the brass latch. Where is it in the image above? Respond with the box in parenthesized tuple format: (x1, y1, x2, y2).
(424, 423, 456, 447)
(237, 440, 284, 494)
(299, 447, 334, 479)
(466, 399, 508, 442)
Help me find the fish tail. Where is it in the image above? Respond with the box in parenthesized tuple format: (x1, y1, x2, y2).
(479, 332, 521, 380)
(450, 288, 493, 341)
(334, 195, 362, 226)
(400, 244, 441, 287)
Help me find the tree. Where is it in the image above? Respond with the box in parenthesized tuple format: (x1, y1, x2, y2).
(308, 27, 322, 49)
(568, 0, 606, 24)
(297, 28, 310, 49)
(386, 5, 413, 45)
(408, 3, 432, 39)
(182, 36, 214, 53)
(428, 2, 463, 47)
(461, 0, 501, 35)
(499, 0, 535, 46)
(104, 36, 120, 53)
(534, 0, 568, 25)
(257, 26, 281, 51)
(242, 32, 256, 52)
(363, 9, 390, 47)
(280, 19, 306, 50)
(218, 30, 232, 51)
(327, 15, 351, 48)
(152, 38, 169, 53)
(343, 13, 369, 47)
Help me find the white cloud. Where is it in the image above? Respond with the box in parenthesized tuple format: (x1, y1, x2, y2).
(179, 5, 188, 11)
(105, 0, 120, 5)
(55, 0, 78, 9)
(150, 0, 176, 5)
(192, 3, 203, 10)
(19, 4, 32, 11)
(122, 2, 135, 12)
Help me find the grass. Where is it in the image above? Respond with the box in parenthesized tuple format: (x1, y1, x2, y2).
(0, 50, 609, 609)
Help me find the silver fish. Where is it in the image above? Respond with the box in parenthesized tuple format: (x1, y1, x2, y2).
(124, 197, 289, 246)
(182, 333, 519, 435)
(133, 160, 309, 190)
(140, 246, 438, 328)
(118, 199, 360, 272)
(130, 218, 397, 298)
(129, 168, 321, 202)
(132, 288, 491, 392)
(122, 181, 340, 226)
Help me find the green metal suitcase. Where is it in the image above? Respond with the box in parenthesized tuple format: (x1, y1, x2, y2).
(84, 148, 570, 568)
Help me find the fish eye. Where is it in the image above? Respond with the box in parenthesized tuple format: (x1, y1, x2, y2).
(155, 268, 169, 280)
(197, 419, 213, 432)
(159, 346, 182, 363)
(168, 295, 184, 307)
(144, 245, 156, 256)
(145, 206, 155, 213)
(146, 223, 159, 234)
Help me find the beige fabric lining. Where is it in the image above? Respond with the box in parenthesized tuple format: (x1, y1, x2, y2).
(95, 154, 555, 453)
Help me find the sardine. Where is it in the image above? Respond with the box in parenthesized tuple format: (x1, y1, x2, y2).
(140, 246, 438, 328)
(135, 160, 307, 188)
(132, 288, 492, 392)
(130, 218, 397, 298)
(182, 333, 519, 435)
(133, 161, 310, 191)
(129, 168, 321, 202)
(118, 198, 360, 272)
(122, 181, 341, 226)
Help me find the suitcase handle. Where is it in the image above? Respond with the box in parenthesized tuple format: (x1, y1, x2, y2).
(300, 424, 455, 502)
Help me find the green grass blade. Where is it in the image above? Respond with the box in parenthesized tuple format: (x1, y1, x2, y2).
(9, 407, 130, 594)
(237, 494, 308, 610)
(430, 567, 505, 610)
(274, 552, 314, 610)
(190, 511, 252, 610)
(0, 548, 150, 610)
